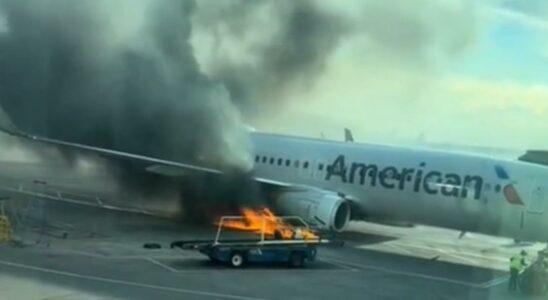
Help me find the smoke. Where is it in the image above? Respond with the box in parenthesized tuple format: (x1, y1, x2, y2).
(0, 0, 358, 206)
(0, 0, 250, 172)
(0, 0, 491, 217)
(192, 0, 479, 113)
(0, 0, 481, 163)
(201, 0, 485, 143)
(192, 0, 350, 112)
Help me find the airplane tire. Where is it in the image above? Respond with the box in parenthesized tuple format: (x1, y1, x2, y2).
(229, 252, 245, 268)
(289, 252, 305, 268)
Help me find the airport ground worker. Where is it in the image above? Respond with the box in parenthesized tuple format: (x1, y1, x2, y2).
(0, 214, 12, 243)
(0, 198, 12, 243)
(508, 250, 528, 292)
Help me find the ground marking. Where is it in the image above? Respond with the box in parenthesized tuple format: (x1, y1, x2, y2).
(0, 259, 268, 300)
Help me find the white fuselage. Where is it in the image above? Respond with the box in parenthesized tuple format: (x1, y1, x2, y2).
(250, 132, 548, 242)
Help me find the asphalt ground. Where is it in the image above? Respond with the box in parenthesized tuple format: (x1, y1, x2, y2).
(0, 161, 546, 300)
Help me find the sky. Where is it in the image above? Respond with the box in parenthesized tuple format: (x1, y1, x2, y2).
(234, 0, 548, 151)
(0, 0, 546, 163)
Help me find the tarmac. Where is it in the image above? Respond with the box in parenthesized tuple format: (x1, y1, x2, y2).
(0, 161, 546, 300)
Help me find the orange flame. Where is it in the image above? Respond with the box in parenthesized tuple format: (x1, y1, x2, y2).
(219, 208, 317, 240)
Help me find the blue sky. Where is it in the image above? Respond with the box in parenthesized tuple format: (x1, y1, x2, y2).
(244, 0, 548, 150)
(455, 3, 548, 85)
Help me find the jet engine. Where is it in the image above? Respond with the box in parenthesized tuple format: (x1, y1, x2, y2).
(275, 190, 351, 232)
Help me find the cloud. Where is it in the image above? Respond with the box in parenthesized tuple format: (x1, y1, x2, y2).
(448, 79, 548, 115)
(493, 4, 548, 60)
(241, 0, 486, 143)
(499, 0, 548, 18)
(245, 1, 548, 150)
(252, 53, 548, 150)
(493, 7, 548, 33)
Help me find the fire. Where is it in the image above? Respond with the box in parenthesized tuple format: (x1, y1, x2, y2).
(219, 207, 318, 240)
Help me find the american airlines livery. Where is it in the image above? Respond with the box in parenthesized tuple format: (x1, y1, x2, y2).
(1, 112, 548, 242)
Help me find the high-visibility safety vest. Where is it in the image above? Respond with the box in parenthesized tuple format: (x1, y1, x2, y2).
(0, 215, 11, 242)
(510, 255, 525, 270)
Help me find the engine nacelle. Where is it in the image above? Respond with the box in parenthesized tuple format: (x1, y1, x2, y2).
(275, 190, 351, 232)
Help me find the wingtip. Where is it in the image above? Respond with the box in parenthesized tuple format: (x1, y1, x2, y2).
(0, 106, 17, 134)
(0, 105, 26, 137)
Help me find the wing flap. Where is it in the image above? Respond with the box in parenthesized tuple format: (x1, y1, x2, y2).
(145, 164, 195, 177)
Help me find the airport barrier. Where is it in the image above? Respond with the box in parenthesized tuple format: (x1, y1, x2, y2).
(0, 215, 12, 242)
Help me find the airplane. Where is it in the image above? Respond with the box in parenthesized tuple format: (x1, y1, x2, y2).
(1, 108, 548, 242)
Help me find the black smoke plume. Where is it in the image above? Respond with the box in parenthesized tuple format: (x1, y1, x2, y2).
(0, 0, 358, 218)
(0, 0, 248, 167)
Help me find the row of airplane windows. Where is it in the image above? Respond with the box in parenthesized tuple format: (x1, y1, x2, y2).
(254, 155, 326, 170)
(253, 156, 473, 182)
(254, 155, 401, 180)
(254, 155, 395, 178)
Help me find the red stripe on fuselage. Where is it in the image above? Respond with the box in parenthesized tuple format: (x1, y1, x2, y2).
(503, 184, 524, 205)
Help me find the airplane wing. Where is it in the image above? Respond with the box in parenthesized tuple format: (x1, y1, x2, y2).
(0, 107, 298, 188)
(0, 107, 365, 233)
(3, 128, 223, 175)
(518, 150, 548, 167)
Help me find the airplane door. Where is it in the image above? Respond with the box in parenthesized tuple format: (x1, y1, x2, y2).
(527, 186, 545, 214)
(299, 159, 314, 179)
(313, 160, 326, 181)
(458, 183, 484, 227)
(523, 184, 546, 234)
(299, 159, 325, 181)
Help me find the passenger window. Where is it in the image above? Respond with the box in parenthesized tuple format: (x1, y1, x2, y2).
(255, 156, 260, 162)
(318, 164, 324, 171)
(277, 158, 283, 165)
(262, 156, 267, 163)
(269, 158, 274, 164)
(285, 159, 290, 166)
(303, 162, 309, 169)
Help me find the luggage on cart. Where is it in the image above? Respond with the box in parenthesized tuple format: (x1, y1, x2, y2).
(519, 261, 547, 295)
